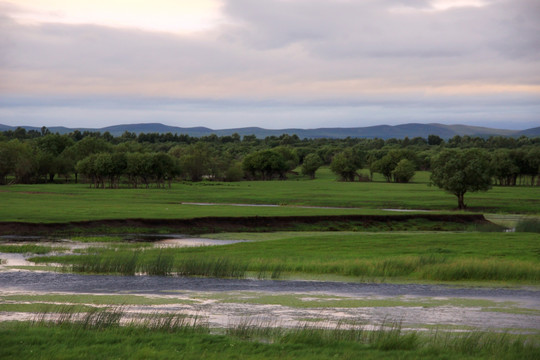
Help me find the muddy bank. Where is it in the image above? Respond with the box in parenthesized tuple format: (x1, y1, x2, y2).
(0, 214, 491, 236)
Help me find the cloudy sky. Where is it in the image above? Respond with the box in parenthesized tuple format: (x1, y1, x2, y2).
(1, 0, 539, 130)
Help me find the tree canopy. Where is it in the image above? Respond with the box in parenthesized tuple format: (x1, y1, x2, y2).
(1, 127, 539, 191)
(430, 149, 493, 209)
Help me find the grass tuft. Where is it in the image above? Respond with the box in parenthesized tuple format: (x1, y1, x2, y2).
(421, 258, 540, 282)
(515, 218, 540, 233)
(0, 244, 60, 254)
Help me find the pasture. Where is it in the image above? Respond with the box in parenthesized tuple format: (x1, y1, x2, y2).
(1, 169, 539, 359)
(0, 169, 539, 224)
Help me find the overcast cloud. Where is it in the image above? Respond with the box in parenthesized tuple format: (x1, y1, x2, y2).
(0, 0, 538, 129)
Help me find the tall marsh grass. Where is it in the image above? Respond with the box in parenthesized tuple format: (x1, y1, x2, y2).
(0, 244, 59, 254)
(68, 252, 140, 275)
(44, 237, 539, 283)
(175, 257, 249, 278)
(60, 250, 540, 283)
(421, 258, 540, 282)
(64, 252, 250, 278)
(515, 218, 540, 233)
(33, 306, 208, 333)
(226, 317, 538, 358)
(33, 306, 124, 330)
(11, 307, 540, 358)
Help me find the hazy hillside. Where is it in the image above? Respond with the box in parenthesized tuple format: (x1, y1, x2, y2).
(516, 127, 540, 137)
(1, 122, 537, 139)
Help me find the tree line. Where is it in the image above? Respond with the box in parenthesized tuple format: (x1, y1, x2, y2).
(1, 128, 539, 193)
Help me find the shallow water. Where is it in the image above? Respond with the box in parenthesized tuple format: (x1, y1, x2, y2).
(0, 235, 250, 250)
(0, 272, 538, 332)
(0, 271, 537, 300)
(153, 238, 250, 248)
(0, 253, 33, 266)
(181, 202, 433, 212)
(1, 233, 538, 333)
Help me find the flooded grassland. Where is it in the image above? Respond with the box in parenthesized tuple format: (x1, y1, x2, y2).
(1, 233, 539, 336)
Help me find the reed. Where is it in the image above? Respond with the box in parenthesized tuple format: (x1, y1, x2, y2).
(133, 313, 208, 333)
(367, 320, 418, 350)
(515, 218, 540, 233)
(421, 258, 540, 282)
(175, 257, 249, 278)
(4, 310, 539, 359)
(0, 244, 59, 254)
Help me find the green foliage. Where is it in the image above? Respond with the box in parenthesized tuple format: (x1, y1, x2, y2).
(178, 142, 212, 181)
(0, 174, 539, 225)
(1, 319, 538, 360)
(391, 159, 415, 183)
(223, 161, 244, 182)
(0, 140, 37, 184)
(0, 244, 56, 254)
(428, 134, 443, 146)
(491, 149, 520, 186)
(371, 149, 418, 182)
(34, 232, 540, 284)
(301, 153, 323, 179)
(431, 149, 493, 209)
(329, 148, 364, 181)
(1, 128, 539, 187)
(515, 218, 540, 233)
(272, 146, 299, 172)
(243, 149, 289, 180)
(77, 152, 179, 188)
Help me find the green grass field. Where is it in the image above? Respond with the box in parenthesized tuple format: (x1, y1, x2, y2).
(31, 232, 540, 284)
(1, 319, 538, 360)
(1, 169, 539, 223)
(2, 168, 540, 358)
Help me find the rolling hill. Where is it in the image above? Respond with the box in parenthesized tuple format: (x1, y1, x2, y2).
(1, 122, 538, 139)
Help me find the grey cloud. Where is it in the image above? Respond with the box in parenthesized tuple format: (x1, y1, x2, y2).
(0, 0, 538, 129)
(222, 0, 540, 61)
(1, 0, 538, 86)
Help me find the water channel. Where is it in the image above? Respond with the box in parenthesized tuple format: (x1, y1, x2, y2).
(1, 236, 539, 333)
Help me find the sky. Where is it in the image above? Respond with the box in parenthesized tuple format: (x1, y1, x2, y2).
(1, 0, 539, 130)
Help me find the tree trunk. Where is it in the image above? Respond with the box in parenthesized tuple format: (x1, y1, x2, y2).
(457, 193, 466, 209)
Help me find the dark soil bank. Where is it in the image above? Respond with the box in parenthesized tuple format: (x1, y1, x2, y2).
(0, 214, 491, 235)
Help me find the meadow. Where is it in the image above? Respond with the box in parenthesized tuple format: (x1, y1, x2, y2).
(2, 316, 539, 360)
(1, 168, 540, 358)
(1, 169, 539, 224)
(31, 232, 540, 284)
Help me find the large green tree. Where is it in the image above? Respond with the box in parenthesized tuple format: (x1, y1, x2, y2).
(36, 134, 74, 182)
(370, 149, 417, 182)
(301, 153, 323, 179)
(330, 148, 364, 182)
(243, 149, 288, 180)
(430, 149, 493, 209)
(391, 159, 415, 183)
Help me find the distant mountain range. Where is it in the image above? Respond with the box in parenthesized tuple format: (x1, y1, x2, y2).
(1, 122, 539, 139)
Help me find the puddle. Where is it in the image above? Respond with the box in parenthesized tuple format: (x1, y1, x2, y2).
(0, 235, 251, 271)
(182, 202, 280, 208)
(381, 209, 432, 212)
(154, 238, 250, 248)
(1, 287, 538, 333)
(1, 234, 250, 250)
(0, 253, 34, 267)
(181, 202, 433, 212)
